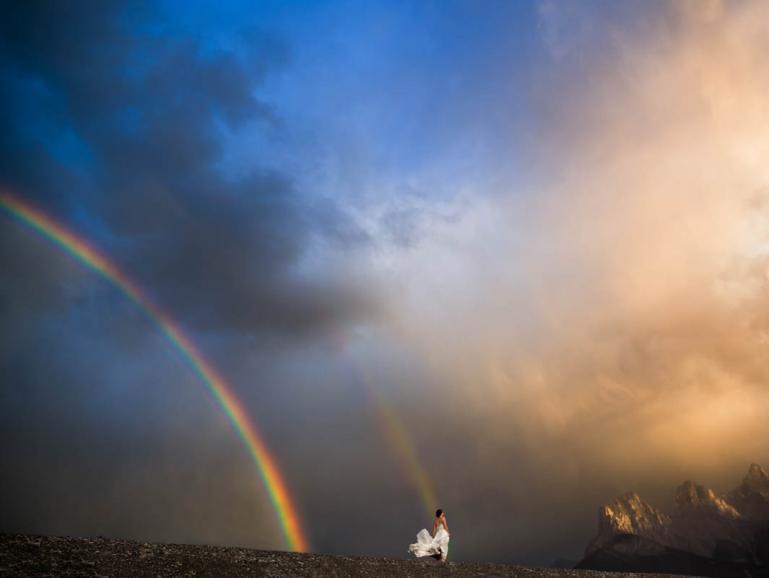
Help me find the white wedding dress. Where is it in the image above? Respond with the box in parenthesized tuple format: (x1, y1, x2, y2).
(408, 524, 450, 561)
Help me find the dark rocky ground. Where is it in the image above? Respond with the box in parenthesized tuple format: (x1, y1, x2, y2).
(0, 534, 695, 578)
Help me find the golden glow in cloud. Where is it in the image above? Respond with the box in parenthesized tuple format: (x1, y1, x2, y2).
(376, 0, 769, 484)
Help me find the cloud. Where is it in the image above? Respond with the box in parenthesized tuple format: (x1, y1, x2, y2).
(0, 0, 370, 339)
(361, 0, 769, 560)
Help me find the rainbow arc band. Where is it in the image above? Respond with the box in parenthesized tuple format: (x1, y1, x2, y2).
(359, 369, 438, 519)
(0, 190, 309, 553)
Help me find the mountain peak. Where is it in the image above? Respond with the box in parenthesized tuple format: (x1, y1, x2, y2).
(586, 491, 671, 555)
(601, 491, 671, 532)
(745, 463, 769, 489)
(674, 480, 741, 518)
(728, 462, 769, 520)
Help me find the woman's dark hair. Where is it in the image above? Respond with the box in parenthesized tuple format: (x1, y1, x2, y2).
(435, 509, 443, 518)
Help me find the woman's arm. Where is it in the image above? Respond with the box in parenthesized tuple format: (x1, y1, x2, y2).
(443, 517, 449, 533)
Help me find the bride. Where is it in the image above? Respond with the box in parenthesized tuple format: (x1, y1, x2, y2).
(409, 509, 450, 562)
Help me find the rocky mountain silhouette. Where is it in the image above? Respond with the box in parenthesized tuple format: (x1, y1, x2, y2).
(729, 464, 769, 522)
(578, 463, 769, 577)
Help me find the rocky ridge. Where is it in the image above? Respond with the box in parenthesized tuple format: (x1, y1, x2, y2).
(588, 492, 672, 554)
(579, 463, 769, 577)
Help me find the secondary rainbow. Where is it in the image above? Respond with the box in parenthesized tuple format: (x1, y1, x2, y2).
(359, 369, 438, 518)
(0, 190, 309, 552)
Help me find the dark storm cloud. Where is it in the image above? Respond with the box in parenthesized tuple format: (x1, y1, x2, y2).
(0, 0, 369, 337)
(0, 0, 372, 555)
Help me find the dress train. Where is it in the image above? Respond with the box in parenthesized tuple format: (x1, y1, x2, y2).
(408, 527, 450, 561)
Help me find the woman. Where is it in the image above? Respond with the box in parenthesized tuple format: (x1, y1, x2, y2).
(408, 509, 450, 562)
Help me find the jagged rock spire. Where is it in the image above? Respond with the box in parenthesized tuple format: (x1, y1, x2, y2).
(728, 462, 769, 520)
(674, 480, 741, 518)
(743, 463, 769, 495)
(586, 492, 671, 555)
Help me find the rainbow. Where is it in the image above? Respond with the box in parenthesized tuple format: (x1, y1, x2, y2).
(0, 190, 309, 552)
(361, 370, 438, 519)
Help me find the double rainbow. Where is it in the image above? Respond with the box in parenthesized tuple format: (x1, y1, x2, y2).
(0, 190, 309, 552)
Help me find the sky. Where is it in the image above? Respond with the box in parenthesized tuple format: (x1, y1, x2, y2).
(2, 0, 769, 566)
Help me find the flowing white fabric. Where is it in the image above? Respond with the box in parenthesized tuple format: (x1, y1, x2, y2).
(408, 527, 450, 561)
